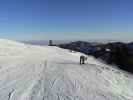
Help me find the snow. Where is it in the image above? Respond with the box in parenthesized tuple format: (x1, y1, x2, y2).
(0, 39, 132, 100)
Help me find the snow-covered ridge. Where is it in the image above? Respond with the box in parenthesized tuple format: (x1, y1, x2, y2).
(0, 39, 132, 100)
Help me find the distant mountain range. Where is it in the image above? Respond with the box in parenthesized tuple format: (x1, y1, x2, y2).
(21, 38, 133, 46)
(58, 41, 133, 73)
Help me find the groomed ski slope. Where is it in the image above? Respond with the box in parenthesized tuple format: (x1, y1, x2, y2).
(0, 39, 132, 100)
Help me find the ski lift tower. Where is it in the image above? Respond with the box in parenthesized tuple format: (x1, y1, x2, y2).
(49, 40, 53, 46)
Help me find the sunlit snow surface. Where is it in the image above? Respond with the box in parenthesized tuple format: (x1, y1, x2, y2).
(0, 39, 132, 100)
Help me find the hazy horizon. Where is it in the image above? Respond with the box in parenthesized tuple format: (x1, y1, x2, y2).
(20, 38, 133, 46)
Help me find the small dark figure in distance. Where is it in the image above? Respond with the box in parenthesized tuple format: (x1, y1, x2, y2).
(80, 55, 87, 65)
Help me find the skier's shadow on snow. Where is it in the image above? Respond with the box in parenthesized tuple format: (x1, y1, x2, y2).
(59, 62, 78, 65)
(58, 62, 88, 66)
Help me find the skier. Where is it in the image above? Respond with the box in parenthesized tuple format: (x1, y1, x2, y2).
(80, 55, 87, 64)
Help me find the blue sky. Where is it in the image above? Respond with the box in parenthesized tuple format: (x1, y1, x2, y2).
(0, 0, 133, 40)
